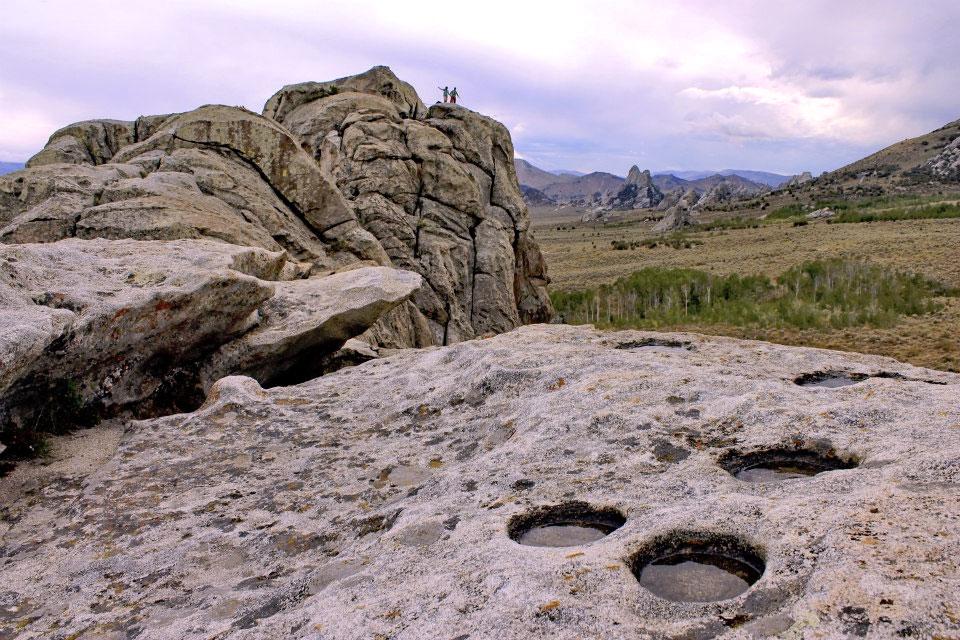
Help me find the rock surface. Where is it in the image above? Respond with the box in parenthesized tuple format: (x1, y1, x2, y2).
(2, 324, 958, 639)
(806, 207, 836, 220)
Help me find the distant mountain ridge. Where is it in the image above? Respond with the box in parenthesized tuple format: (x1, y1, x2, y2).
(515, 159, 771, 209)
(517, 159, 790, 189)
(0, 162, 24, 176)
(781, 117, 960, 199)
(659, 169, 791, 187)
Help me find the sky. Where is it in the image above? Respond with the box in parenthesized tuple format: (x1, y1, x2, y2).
(2, 0, 959, 175)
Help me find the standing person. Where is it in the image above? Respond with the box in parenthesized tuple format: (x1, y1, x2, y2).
(438, 86, 449, 103)
(449, 87, 459, 104)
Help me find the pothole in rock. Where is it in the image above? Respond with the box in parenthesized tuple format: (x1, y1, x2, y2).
(629, 532, 765, 602)
(615, 338, 693, 351)
(720, 447, 859, 482)
(793, 371, 870, 387)
(795, 370, 946, 387)
(508, 502, 626, 548)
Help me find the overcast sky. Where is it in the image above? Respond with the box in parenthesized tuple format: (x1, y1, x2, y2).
(2, 0, 958, 175)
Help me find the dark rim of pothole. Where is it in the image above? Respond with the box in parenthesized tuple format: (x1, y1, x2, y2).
(507, 501, 626, 546)
(627, 531, 766, 602)
(615, 338, 693, 350)
(795, 370, 946, 387)
(794, 370, 871, 387)
(719, 446, 859, 481)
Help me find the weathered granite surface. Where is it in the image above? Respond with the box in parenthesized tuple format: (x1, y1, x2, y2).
(2, 324, 957, 639)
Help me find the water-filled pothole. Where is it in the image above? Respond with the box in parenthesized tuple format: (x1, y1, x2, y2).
(720, 447, 858, 482)
(794, 371, 869, 387)
(508, 502, 626, 547)
(615, 338, 693, 351)
(629, 532, 765, 602)
(795, 370, 946, 387)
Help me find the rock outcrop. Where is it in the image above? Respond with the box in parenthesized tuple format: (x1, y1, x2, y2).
(922, 135, 960, 181)
(0, 66, 552, 455)
(1, 324, 957, 638)
(782, 171, 813, 189)
(806, 207, 836, 220)
(607, 166, 663, 210)
(264, 86, 552, 343)
(653, 190, 699, 232)
(3, 67, 552, 350)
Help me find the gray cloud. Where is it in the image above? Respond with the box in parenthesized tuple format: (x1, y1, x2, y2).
(1, 0, 958, 175)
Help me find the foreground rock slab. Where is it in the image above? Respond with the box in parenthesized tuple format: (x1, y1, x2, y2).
(0, 239, 420, 456)
(2, 325, 958, 639)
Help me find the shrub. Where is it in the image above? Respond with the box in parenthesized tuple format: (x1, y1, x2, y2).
(550, 259, 954, 331)
(828, 203, 960, 224)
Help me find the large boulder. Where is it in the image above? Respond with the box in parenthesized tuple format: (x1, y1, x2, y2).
(264, 65, 428, 123)
(0, 238, 281, 454)
(1, 325, 957, 638)
(25, 114, 175, 168)
(200, 266, 422, 388)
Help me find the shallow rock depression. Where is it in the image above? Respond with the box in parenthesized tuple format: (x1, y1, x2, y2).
(2, 325, 958, 639)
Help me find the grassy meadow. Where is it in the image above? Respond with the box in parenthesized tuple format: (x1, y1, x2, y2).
(533, 204, 960, 371)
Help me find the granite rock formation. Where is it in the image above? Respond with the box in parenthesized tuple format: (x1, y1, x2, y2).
(2, 66, 552, 350)
(0, 66, 552, 456)
(1, 325, 957, 638)
(607, 166, 664, 210)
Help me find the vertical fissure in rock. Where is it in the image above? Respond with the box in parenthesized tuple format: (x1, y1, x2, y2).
(411, 165, 425, 259)
(469, 220, 479, 326)
(171, 133, 315, 238)
(442, 301, 451, 346)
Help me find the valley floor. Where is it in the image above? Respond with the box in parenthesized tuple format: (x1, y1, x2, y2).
(533, 208, 960, 371)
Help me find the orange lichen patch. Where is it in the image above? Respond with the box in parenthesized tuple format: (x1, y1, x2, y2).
(548, 377, 566, 391)
(539, 600, 561, 612)
(565, 551, 585, 559)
